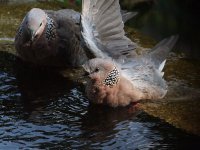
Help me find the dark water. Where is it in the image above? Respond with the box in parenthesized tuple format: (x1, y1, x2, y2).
(0, 0, 200, 149)
(0, 53, 199, 149)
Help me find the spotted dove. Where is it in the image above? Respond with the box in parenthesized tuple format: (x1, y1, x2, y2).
(15, 7, 136, 67)
(81, 0, 178, 107)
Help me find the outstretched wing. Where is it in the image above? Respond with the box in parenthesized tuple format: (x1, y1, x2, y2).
(121, 10, 138, 23)
(81, 0, 136, 59)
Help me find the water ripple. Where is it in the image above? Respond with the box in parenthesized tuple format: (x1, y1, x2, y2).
(0, 66, 200, 149)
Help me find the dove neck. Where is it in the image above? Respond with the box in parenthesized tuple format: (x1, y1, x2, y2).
(45, 15, 56, 41)
(107, 75, 144, 101)
(103, 66, 120, 87)
(86, 74, 144, 107)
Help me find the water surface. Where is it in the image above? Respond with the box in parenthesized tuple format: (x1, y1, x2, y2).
(0, 62, 199, 149)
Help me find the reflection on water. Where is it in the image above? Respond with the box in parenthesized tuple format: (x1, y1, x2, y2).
(0, 52, 200, 149)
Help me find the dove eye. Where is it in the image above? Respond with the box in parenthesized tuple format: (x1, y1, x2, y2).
(94, 68, 100, 72)
(39, 22, 42, 27)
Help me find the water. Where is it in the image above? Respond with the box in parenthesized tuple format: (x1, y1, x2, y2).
(0, 48, 199, 150)
(0, 0, 200, 149)
(0, 67, 199, 149)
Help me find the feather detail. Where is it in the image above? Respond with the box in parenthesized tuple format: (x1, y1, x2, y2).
(81, 0, 137, 60)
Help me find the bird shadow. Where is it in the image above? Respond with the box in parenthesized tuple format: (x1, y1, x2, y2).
(80, 103, 142, 132)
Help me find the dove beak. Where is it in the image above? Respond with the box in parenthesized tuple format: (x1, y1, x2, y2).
(31, 32, 37, 42)
(28, 28, 34, 42)
(83, 71, 90, 77)
(28, 28, 37, 42)
(76, 69, 89, 84)
(81, 64, 90, 78)
(78, 68, 90, 81)
(80, 68, 90, 79)
(31, 35, 34, 42)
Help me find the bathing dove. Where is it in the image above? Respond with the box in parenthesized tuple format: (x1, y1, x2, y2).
(15, 8, 136, 67)
(81, 0, 178, 107)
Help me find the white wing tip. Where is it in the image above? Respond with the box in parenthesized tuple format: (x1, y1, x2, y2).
(161, 72, 164, 77)
(159, 59, 166, 72)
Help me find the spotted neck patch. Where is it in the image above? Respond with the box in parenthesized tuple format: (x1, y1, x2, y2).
(103, 67, 120, 87)
(18, 26, 23, 37)
(45, 15, 56, 41)
(16, 24, 23, 40)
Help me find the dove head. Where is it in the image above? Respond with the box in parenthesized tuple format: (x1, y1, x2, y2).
(25, 8, 47, 42)
(82, 58, 120, 87)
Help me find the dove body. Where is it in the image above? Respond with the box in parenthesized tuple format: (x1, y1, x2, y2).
(81, 0, 178, 107)
(83, 58, 167, 107)
(15, 8, 87, 67)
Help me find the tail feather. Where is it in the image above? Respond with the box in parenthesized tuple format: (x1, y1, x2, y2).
(148, 35, 179, 69)
(121, 10, 137, 23)
(159, 59, 166, 72)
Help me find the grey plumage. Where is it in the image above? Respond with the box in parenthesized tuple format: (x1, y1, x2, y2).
(15, 7, 136, 67)
(15, 8, 87, 67)
(81, 0, 137, 59)
(121, 10, 138, 23)
(146, 35, 179, 69)
(81, 0, 178, 107)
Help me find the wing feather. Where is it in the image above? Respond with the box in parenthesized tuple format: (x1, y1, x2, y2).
(81, 0, 136, 59)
